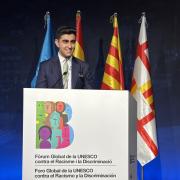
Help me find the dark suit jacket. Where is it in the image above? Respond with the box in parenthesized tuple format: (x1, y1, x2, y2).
(36, 56, 94, 89)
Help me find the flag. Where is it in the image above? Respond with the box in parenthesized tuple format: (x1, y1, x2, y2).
(101, 13, 124, 90)
(131, 13, 158, 166)
(31, 11, 56, 88)
(73, 10, 85, 61)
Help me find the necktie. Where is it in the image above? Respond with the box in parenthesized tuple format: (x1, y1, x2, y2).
(62, 59, 69, 89)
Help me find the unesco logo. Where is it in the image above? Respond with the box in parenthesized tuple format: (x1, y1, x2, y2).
(36, 101, 74, 149)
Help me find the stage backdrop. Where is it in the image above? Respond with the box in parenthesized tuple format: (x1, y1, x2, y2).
(0, 0, 180, 179)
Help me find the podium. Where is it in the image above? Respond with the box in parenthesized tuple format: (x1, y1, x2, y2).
(23, 88, 137, 180)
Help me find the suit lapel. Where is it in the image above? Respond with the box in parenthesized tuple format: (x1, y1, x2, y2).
(72, 58, 80, 89)
(51, 56, 63, 88)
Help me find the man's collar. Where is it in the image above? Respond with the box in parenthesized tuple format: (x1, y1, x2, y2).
(58, 52, 72, 62)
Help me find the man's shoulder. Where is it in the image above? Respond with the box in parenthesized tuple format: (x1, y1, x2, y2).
(72, 57, 88, 65)
(40, 56, 59, 66)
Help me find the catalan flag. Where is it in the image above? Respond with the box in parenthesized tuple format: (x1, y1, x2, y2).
(73, 10, 85, 61)
(101, 13, 124, 90)
(131, 13, 158, 166)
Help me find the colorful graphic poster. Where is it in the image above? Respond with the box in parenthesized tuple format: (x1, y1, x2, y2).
(36, 101, 74, 149)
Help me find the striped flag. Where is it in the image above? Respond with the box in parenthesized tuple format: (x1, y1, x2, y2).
(131, 13, 158, 166)
(101, 13, 124, 90)
(73, 10, 85, 61)
(31, 12, 56, 88)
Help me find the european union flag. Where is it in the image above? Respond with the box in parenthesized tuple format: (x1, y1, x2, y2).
(31, 12, 56, 88)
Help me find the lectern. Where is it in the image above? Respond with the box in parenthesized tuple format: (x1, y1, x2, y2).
(23, 89, 137, 180)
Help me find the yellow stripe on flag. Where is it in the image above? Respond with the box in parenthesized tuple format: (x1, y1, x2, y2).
(140, 80, 152, 93)
(106, 54, 119, 72)
(131, 84, 137, 95)
(103, 72, 120, 89)
(73, 42, 85, 61)
(146, 95, 153, 105)
(111, 35, 118, 47)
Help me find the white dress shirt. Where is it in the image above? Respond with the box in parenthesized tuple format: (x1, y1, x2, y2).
(58, 52, 72, 89)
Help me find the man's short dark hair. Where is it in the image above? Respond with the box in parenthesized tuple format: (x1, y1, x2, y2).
(55, 26, 76, 39)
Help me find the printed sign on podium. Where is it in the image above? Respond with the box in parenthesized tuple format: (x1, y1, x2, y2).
(23, 89, 137, 180)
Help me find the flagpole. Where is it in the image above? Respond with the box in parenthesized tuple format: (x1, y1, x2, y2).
(141, 12, 146, 180)
(141, 166, 144, 180)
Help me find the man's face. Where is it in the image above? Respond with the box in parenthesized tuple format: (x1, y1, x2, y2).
(55, 34, 76, 58)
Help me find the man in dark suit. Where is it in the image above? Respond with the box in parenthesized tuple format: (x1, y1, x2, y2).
(36, 26, 94, 89)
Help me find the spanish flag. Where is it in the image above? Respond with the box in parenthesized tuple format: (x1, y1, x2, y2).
(73, 10, 85, 61)
(101, 13, 124, 90)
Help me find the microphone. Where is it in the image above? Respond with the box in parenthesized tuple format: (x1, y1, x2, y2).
(63, 71, 68, 76)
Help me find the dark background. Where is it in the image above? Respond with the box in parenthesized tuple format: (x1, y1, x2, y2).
(0, 0, 180, 179)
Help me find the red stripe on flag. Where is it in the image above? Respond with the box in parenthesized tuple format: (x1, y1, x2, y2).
(137, 112, 158, 157)
(101, 83, 113, 90)
(109, 45, 119, 59)
(137, 42, 150, 72)
(131, 77, 136, 90)
(104, 64, 120, 82)
(137, 124, 158, 157)
(143, 87, 153, 98)
(76, 15, 83, 48)
(150, 103, 155, 111)
(113, 27, 118, 37)
(143, 88, 155, 111)
(138, 111, 154, 126)
(131, 77, 136, 87)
